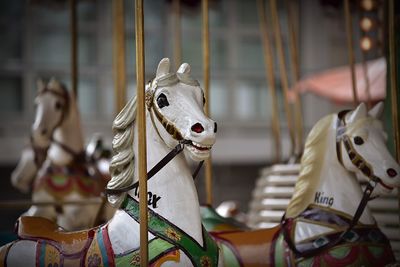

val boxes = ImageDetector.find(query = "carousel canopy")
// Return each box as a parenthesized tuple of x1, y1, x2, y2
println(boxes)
(290, 57, 386, 104)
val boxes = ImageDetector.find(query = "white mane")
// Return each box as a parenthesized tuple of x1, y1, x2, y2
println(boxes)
(107, 96, 137, 206)
(285, 114, 333, 218)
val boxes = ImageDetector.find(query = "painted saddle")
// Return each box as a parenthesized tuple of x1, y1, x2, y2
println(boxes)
(272, 206, 395, 267)
(1, 195, 220, 267)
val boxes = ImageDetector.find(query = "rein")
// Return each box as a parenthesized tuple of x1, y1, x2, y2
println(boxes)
(29, 137, 49, 168)
(282, 110, 380, 259)
(105, 140, 204, 195)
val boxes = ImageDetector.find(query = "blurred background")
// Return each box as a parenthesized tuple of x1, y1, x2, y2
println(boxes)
(0, 0, 395, 235)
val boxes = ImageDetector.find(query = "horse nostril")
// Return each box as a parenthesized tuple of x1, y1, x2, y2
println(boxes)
(387, 168, 398, 178)
(41, 129, 48, 136)
(214, 122, 218, 133)
(191, 123, 204, 134)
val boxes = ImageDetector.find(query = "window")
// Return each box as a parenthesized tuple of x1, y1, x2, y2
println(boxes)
(0, 0, 294, 162)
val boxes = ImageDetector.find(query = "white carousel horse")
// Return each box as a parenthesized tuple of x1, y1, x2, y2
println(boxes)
(10, 78, 109, 230)
(1, 58, 223, 267)
(210, 102, 400, 266)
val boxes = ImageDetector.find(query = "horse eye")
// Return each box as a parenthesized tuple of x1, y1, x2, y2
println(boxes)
(203, 96, 206, 105)
(156, 93, 169, 108)
(55, 101, 62, 110)
(354, 136, 364, 145)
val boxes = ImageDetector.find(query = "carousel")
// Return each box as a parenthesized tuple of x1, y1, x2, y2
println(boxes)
(0, 0, 399, 266)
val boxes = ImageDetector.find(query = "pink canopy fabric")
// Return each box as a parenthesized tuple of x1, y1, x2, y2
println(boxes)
(290, 57, 386, 104)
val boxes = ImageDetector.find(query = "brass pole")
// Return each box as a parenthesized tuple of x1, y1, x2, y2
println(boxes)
(113, 0, 127, 114)
(344, 0, 359, 106)
(202, 0, 213, 205)
(69, 0, 78, 97)
(361, 50, 372, 108)
(388, 0, 400, 225)
(135, 0, 148, 265)
(389, 0, 399, 159)
(270, 0, 296, 157)
(173, 0, 182, 70)
(286, 0, 304, 156)
(257, 0, 281, 163)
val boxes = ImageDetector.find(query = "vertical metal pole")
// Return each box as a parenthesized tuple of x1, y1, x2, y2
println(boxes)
(257, 0, 281, 163)
(69, 0, 78, 97)
(286, 0, 304, 156)
(344, 0, 359, 106)
(173, 0, 182, 70)
(113, 0, 127, 114)
(270, 0, 296, 157)
(135, 0, 148, 265)
(361, 50, 372, 108)
(202, 0, 213, 206)
(359, 10, 372, 108)
(389, 0, 400, 159)
(388, 0, 400, 225)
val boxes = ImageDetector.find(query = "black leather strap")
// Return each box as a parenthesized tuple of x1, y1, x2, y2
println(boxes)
(105, 140, 204, 195)
(50, 138, 86, 162)
(192, 160, 204, 181)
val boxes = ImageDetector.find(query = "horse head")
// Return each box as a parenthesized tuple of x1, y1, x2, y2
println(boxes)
(108, 58, 217, 207)
(147, 58, 217, 161)
(339, 102, 400, 197)
(31, 78, 70, 148)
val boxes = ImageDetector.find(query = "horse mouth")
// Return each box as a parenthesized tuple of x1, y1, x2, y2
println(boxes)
(379, 181, 394, 191)
(187, 141, 212, 153)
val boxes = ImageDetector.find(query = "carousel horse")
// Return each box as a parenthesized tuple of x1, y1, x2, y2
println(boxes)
(0, 58, 224, 267)
(210, 102, 400, 266)
(10, 78, 109, 231)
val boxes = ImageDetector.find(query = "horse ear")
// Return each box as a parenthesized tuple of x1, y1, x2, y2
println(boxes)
(348, 102, 367, 123)
(48, 77, 60, 88)
(177, 63, 191, 74)
(36, 79, 45, 92)
(156, 58, 170, 79)
(368, 101, 384, 119)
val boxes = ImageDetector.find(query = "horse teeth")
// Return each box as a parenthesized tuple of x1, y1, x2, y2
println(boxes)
(191, 141, 211, 149)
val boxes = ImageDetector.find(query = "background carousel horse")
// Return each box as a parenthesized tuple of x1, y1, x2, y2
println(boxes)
(0, 58, 223, 267)
(10, 78, 112, 230)
(209, 102, 400, 267)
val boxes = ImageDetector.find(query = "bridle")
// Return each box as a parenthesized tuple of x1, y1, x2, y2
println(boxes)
(105, 73, 205, 195)
(31, 85, 85, 167)
(282, 110, 382, 259)
(335, 110, 381, 186)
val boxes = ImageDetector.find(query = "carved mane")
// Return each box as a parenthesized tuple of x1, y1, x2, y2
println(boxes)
(285, 114, 334, 218)
(107, 96, 137, 206)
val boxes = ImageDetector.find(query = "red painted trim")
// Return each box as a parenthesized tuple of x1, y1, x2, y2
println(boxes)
(102, 225, 115, 267)
(209, 234, 244, 267)
(35, 240, 41, 267)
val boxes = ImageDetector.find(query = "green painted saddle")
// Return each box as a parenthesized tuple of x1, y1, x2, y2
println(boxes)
(118, 195, 220, 267)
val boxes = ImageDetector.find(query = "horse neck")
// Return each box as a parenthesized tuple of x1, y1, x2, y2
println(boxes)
(47, 103, 85, 165)
(307, 125, 375, 224)
(128, 112, 204, 244)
